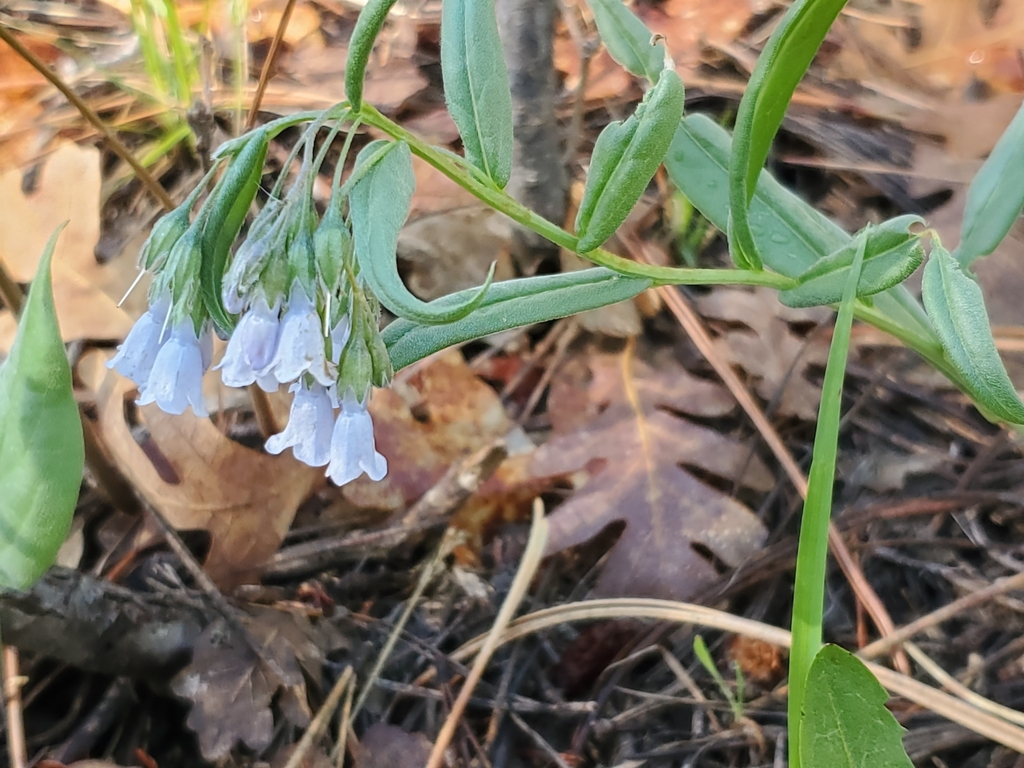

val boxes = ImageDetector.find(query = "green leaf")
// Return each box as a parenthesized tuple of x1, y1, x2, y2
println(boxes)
(788, 231, 864, 767)
(665, 114, 936, 341)
(345, 0, 400, 111)
(588, 0, 664, 84)
(575, 68, 685, 253)
(780, 216, 925, 308)
(440, 0, 514, 188)
(201, 130, 268, 334)
(0, 227, 84, 590)
(800, 645, 913, 768)
(728, 0, 848, 269)
(383, 268, 651, 370)
(922, 244, 1024, 424)
(955, 97, 1024, 267)
(350, 140, 493, 324)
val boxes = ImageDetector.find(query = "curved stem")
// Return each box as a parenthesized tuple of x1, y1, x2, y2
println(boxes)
(358, 104, 794, 291)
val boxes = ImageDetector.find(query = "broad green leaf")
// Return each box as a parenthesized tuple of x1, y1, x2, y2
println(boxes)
(665, 114, 936, 341)
(345, 0, 400, 111)
(588, 0, 664, 84)
(780, 216, 925, 308)
(575, 68, 685, 253)
(728, 0, 848, 269)
(788, 232, 864, 766)
(0, 227, 84, 590)
(922, 245, 1024, 424)
(350, 140, 493, 324)
(800, 645, 913, 768)
(955, 97, 1024, 267)
(201, 130, 268, 334)
(440, 0, 514, 188)
(383, 268, 651, 370)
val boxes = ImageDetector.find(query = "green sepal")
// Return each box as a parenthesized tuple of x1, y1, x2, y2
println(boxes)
(922, 244, 1024, 424)
(780, 216, 925, 308)
(0, 226, 85, 590)
(349, 140, 494, 324)
(383, 267, 651, 371)
(200, 129, 269, 334)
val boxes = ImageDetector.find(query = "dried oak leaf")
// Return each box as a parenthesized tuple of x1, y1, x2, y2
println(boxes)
(172, 608, 337, 760)
(81, 350, 320, 587)
(534, 351, 771, 601)
(696, 287, 831, 422)
(353, 723, 433, 768)
(346, 350, 521, 511)
(0, 142, 132, 352)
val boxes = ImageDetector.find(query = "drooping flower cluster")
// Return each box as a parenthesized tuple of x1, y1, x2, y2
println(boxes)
(110, 125, 392, 487)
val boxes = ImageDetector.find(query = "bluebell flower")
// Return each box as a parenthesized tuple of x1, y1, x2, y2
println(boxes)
(108, 291, 172, 386)
(268, 282, 332, 386)
(265, 379, 334, 466)
(327, 392, 387, 486)
(217, 294, 282, 392)
(137, 320, 212, 417)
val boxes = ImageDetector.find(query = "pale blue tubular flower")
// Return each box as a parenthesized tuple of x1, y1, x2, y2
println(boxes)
(269, 282, 332, 386)
(327, 391, 387, 486)
(108, 291, 172, 386)
(137, 321, 212, 417)
(265, 379, 334, 466)
(216, 294, 282, 391)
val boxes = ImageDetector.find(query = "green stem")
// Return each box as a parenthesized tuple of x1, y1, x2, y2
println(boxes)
(358, 104, 794, 291)
(788, 233, 866, 768)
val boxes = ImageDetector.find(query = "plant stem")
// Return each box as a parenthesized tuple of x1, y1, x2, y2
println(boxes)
(358, 104, 794, 291)
(787, 234, 866, 768)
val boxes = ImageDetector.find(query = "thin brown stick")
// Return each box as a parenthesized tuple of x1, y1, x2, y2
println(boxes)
(248, 384, 279, 438)
(626, 234, 911, 673)
(0, 25, 174, 211)
(861, 569, 1024, 660)
(0, 258, 24, 315)
(245, 0, 298, 131)
(424, 501, 549, 768)
(281, 666, 353, 768)
(2, 646, 27, 768)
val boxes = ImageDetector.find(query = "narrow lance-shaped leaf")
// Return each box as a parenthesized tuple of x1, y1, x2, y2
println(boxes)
(728, 0, 848, 270)
(349, 140, 493, 325)
(383, 268, 651, 371)
(201, 130, 269, 334)
(575, 67, 685, 253)
(588, 0, 664, 84)
(800, 645, 913, 768)
(780, 215, 925, 308)
(955, 96, 1024, 267)
(922, 244, 1024, 424)
(788, 230, 865, 768)
(440, 0, 514, 188)
(344, 0, 400, 111)
(0, 226, 85, 590)
(665, 114, 937, 341)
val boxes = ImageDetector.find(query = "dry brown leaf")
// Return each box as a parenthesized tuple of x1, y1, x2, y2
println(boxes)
(638, 0, 752, 70)
(353, 723, 433, 768)
(0, 142, 133, 351)
(172, 608, 333, 760)
(80, 350, 320, 587)
(344, 351, 522, 511)
(696, 287, 831, 422)
(534, 350, 771, 601)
